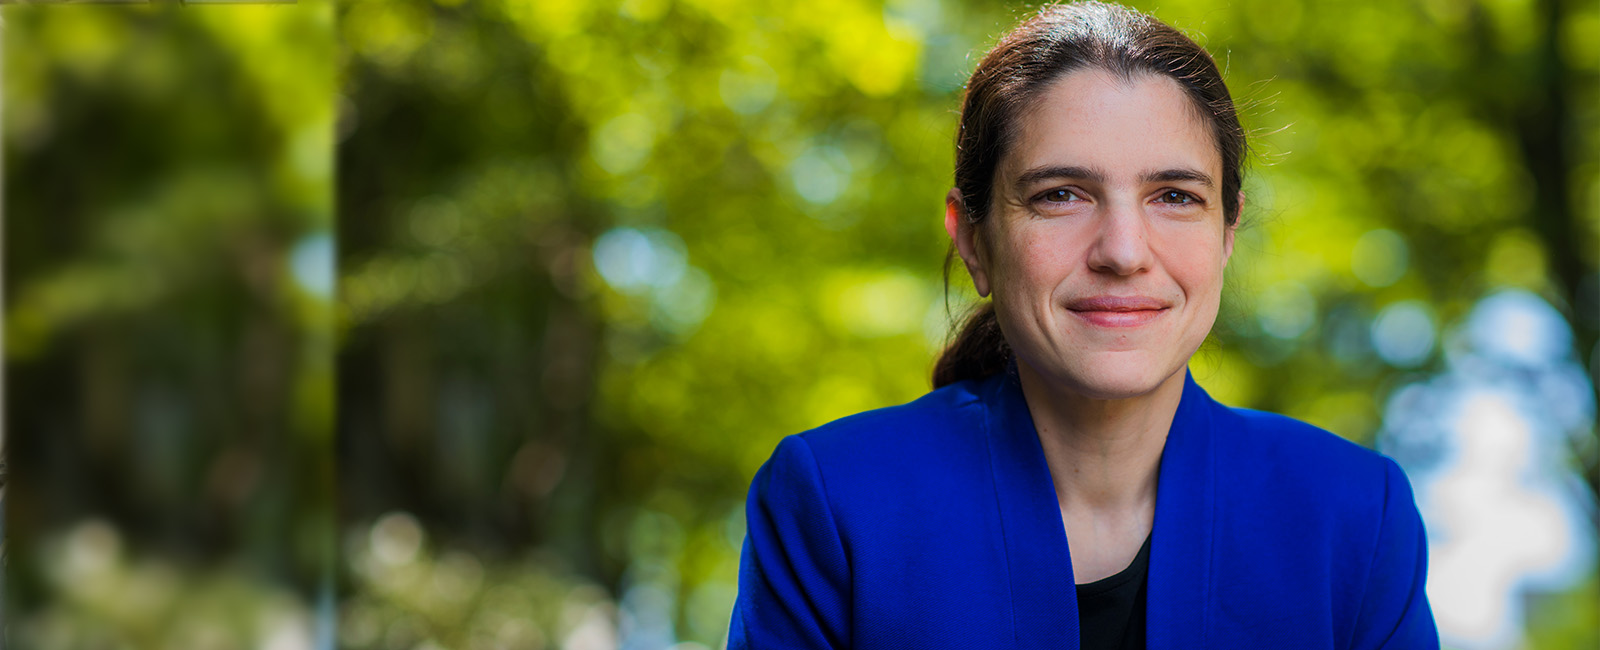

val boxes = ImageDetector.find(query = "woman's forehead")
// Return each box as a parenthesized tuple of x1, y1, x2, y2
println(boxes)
(1005, 69, 1220, 183)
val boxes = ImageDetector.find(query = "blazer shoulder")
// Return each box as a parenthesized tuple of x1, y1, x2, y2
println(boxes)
(1213, 404, 1404, 511)
(1221, 405, 1387, 469)
(795, 376, 988, 458)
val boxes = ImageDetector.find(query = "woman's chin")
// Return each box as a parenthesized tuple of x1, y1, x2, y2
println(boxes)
(1052, 355, 1185, 401)
(1072, 376, 1165, 400)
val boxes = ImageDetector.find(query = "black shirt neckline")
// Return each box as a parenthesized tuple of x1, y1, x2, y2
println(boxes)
(1075, 531, 1153, 650)
(1075, 531, 1153, 595)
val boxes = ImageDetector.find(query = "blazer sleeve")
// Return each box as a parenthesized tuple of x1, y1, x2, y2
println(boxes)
(1349, 457, 1440, 649)
(727, 435, 851, 649)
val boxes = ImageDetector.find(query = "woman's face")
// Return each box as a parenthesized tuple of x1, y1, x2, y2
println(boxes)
(946, 68, 1236, 399)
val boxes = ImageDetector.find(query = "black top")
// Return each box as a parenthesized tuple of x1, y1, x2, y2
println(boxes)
(1076, 532, 1152, 650)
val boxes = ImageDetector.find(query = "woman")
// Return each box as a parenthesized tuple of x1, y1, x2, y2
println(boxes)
(728, 3, 1437, 648)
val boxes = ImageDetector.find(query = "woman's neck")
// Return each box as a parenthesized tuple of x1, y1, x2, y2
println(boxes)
(1014, 360, 1187, 515)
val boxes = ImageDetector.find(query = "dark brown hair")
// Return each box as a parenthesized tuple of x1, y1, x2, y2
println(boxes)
(933, 1, 1248, 388)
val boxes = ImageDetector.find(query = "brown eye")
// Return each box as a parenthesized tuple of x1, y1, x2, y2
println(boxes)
(1157, 190, 1194, 205)
(1038, 189, 1080, 204)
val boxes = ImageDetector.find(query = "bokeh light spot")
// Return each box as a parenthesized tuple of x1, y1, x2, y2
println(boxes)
(1372, 301, 1436, 367)
(1256, 282, 1316, 339)
(1351, 228, 1409, 287)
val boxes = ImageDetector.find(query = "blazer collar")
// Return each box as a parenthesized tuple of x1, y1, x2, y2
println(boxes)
(981, 361, 1218, 649)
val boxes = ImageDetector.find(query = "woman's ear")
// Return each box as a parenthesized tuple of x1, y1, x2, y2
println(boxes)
(1223, 191, 1243, 268)
(944, 188, 991, 297)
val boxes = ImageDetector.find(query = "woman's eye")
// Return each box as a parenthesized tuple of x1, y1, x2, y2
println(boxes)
(1039, 189, 1079, 203)
(1156, 190, 1195, 205)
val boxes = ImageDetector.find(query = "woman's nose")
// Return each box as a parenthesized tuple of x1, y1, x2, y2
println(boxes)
(1085, 201, 1154, 276)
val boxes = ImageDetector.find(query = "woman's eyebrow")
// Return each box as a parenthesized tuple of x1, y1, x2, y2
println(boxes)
(1013, 165, 1106, 190)
(1143, 168, 1215, 189)
(1013, 165, 1215, 190)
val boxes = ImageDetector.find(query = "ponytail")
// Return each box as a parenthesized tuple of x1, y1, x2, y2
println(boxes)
(932, 302, 1011, 388)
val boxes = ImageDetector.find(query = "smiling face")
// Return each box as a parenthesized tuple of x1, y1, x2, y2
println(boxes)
(945, 68, 1237, 400)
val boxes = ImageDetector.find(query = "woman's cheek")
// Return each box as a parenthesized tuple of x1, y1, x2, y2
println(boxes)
(1155, 226, 1225, 284)
(1013, 224, 1081, 278)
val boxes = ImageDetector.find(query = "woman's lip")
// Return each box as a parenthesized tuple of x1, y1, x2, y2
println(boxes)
(1068, 307, 1168, 328)
(1066, 296, 1169, 311)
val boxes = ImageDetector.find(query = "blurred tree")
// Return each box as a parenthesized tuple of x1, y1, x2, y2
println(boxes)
(3, 3, 335, 647)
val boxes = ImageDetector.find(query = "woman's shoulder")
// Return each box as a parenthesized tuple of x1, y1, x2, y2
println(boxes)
(1216, 404, 1388, 469)
(776, 375, 999, 487)
(805, 375, 987, 435)
(1209, 401, 1411, 516)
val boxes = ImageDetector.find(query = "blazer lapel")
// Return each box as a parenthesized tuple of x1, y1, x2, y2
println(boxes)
(983, 364, 1080, 648)
(1146, 370, 1218, 649)
(982, 365, 1218, 649)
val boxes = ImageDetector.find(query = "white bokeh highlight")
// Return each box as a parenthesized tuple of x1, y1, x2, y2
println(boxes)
(1380, 290, 1597, 650)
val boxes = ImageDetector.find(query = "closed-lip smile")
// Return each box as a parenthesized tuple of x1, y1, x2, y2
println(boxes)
(1066, 295, 1170, 328)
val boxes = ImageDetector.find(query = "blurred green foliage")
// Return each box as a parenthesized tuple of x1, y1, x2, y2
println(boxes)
(5, 0, 1597, 648)
(21, 521, 318, 649)
(4, 2, 335, 647)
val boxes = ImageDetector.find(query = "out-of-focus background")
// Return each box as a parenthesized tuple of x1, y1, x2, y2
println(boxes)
(3, 2, 337, 648)
(5, 0, 1597, 649)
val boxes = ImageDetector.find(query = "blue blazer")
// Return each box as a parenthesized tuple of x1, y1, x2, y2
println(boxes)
(729, 366, 1437, 648)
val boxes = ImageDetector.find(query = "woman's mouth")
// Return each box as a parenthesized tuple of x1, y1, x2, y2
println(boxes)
(1065, 296, 1171, 328)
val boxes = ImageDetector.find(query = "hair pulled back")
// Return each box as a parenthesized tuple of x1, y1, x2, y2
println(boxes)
(933, 1, 1248, 388)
